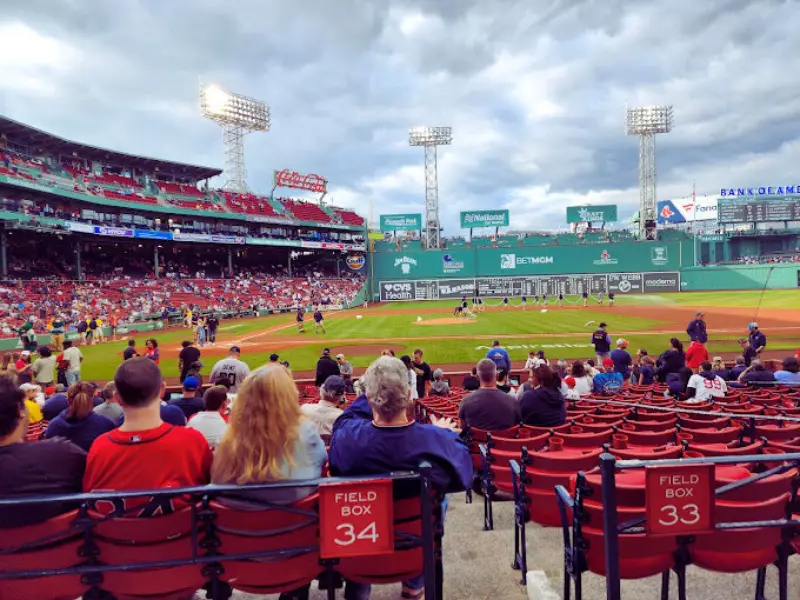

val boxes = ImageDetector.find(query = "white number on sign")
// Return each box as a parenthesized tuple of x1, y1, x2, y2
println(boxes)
(333, 522, 380, 546)
(658, 504, 700, 527)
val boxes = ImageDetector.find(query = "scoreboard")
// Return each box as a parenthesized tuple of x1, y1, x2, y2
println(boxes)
(718, 197, 800, 223)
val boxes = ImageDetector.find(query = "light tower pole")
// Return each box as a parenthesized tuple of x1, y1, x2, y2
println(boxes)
(625, 105, 673, 240)
(200, 84, 270, 192)
(409, 126, 452, 249)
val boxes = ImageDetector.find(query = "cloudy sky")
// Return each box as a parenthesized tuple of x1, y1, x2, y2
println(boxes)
(1, 0, 799, 234)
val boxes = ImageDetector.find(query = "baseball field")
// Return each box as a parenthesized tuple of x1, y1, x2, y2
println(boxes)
(72, 289, 800, 383)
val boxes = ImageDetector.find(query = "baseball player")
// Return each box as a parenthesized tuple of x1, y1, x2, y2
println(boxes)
(542, 293, 548, 309)
(502, 296, 509, 311)
(558, 292, 564, 308)
(313, 307, 326, 334)
(608, 292, 616, 307)
(296, 307, 305, 333)
(453, 303, 464, 317)
(477, 296, 485, 312)
(533, 294, 540, 306)
(520, 295, 527, 310)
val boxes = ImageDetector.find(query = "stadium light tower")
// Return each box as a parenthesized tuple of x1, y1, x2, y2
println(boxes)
(200, 83, 270, 192)
(409, 126, 452, 249)
(625, 105, 673, 240)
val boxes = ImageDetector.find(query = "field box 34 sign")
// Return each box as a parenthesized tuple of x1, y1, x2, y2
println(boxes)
(320, 479, 394, 558)
(645, 464, 715, 536)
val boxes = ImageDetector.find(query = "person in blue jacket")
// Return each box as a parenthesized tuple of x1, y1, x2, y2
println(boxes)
(591, 322, 612, 360)
(486, 340, 511, 373)
(748, 322, 767, 355)
(686, 312, 708, 343)
(329, 355, 472, 600)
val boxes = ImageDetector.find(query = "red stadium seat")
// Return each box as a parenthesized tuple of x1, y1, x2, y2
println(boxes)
(212, 495, 320, 595)
(0, 510, 87, 600)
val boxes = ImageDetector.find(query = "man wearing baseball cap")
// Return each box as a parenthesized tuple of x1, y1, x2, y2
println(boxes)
(610, 338, 633, 381)
(590, 322, 612, 361)
(208, 346, 250, 394)
(301, 375, 346, 442)
(168, 376, 204, 420)
(592, 358, 624, 394)
(748, 322, 767, 355)
(315, 348, 340, 387)
(686, 312, 708, 344)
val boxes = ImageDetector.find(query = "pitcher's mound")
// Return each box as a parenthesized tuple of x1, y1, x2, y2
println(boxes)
(413, 317, 476, 326)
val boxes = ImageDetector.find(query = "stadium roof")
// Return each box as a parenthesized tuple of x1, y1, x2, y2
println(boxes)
(0, 115, 222, 181)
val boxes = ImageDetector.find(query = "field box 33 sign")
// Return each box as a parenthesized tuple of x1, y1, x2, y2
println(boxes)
(645, 463, 715, 536)
(319, 479, 395, 558)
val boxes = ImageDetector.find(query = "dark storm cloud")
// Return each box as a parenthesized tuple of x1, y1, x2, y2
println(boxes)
(1, 0, 799, 231)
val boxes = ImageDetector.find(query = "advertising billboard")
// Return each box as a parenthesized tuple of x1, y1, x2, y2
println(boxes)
(379, 214, 422, 231)
(566, 205, 618, 224)
(460, 210, 509, 228)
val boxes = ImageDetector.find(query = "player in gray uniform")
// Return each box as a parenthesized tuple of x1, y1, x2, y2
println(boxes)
(209, 345, 251, 393)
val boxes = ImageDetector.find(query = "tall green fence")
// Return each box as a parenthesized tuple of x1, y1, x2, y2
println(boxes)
(679, 264, 799, 291)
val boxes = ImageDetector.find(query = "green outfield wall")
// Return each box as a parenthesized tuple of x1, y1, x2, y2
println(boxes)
(369, 241, 800, 300)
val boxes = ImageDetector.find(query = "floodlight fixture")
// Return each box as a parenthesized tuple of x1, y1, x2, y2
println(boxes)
(408, 126, 453, 249)
(625, 105, 674, 240)
(199, 83, 270, 192)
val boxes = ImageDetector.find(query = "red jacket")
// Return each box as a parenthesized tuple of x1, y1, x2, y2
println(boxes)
(685, 342, 709, 369)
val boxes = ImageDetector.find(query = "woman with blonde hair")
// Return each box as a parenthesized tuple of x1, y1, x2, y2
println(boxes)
(45, 381, 115, 451)
(0, 353, 17, 380)
(211, 365, 326, 505)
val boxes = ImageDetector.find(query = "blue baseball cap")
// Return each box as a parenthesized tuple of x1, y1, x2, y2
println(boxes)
(183, 376, 200, 391)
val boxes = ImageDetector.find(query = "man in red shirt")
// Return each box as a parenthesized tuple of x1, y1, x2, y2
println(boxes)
(84, 358, 212, 516)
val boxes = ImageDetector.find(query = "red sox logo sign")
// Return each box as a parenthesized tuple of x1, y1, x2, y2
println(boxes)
(274, 169, 327, 194)
(601, 249, 611, 260)
(660, 205, 675, 219)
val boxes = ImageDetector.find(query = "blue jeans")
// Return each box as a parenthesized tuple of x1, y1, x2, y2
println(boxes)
(65, 371, 80, 386)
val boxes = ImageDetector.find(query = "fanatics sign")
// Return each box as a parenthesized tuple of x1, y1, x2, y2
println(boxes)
(319, 479, 394, 558)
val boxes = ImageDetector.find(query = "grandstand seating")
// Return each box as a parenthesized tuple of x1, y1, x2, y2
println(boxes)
(156, 181, 205, 197)
(332, 207, 365, 226)
(280, 198, 332, 223)
(220, 190, 284, 217)
(0, 473, 443, 600)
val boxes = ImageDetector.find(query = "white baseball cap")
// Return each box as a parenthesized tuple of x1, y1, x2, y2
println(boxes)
(616, 338, 628, 347)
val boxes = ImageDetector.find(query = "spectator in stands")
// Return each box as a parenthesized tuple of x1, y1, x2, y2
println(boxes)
(42, 385, 69, 421)
(738, 337, 757, 367)
(685, 339, 710, 373)
(0, 353, 17, 382)
(591, 322, 612, 360)
(45, 381, 115, 451)
(774, 357, 800, 384)
(524, 351, 537, 370)
(15, 351, 33, 385)
(656, 338, 685, 382)
(610, 339, 632, 381)
(520, 364, 567, 427)
(186, 385, 229, 448)
(31, 346, 56, 387)
(686, 361, 728, 402)
(737, 359, 775, 385)
(301, 374, 346, 443)
(178, 340, 201, 383)
(485, 340, 511, 372)
(412, 349, 432, 399)
(400, 355, 419, 400)
(496, 369, 513, 394)
(123, 339, 139, 361)
(638, 356, 656, 385)
(459, 359, 520, 430)
(328, 355, 471, 600)
(83, 359, 211, 513)
(711, 356, 730, 380)
(569, 361, 594, 396)
(314, 348, 339, 387)
(0, 375, 86, 528)
(554, 359, 568, 378)
(144, 338, 160, 364)
(748, 322, 767, 355)
(429, 368, 450, 396)
(336, 353, 354, 391)
(462, 367, 480, 391)
(686, 312, 708, 343)
(212, 365, 326, 504)
(562, 377, 580, 400)
(593, 358, 624, 394)
(632, 349, 648, 382)
(94, 381, 123, 422)
(20, 383, 44, 425)
(209, 346, 250, 393)
(729, 356, 748, 380)
(61, 340, 82, 386)
(169, 376, 204, 419)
